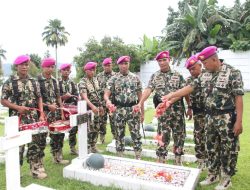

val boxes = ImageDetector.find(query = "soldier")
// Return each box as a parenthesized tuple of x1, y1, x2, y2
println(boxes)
(136, 51, 190, 165)
(78, 62, 104, 153)
(38, 58, 69, 165)
(185, 55, 206, 169)
(162, 46, 244, 190)
(59, 63, 79, 155)
(1, 55, 47, 179)
(104, 56, 142, 159)
(96, 57, 116, 143)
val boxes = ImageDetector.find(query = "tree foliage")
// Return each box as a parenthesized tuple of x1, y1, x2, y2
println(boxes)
(160, 0, 250, 64)
(42, 19, 70, 78)
(74, 36, 142, 81)
(138, 35, 161, 62)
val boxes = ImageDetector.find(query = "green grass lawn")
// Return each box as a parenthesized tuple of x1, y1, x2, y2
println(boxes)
(0, 93, 249, 190)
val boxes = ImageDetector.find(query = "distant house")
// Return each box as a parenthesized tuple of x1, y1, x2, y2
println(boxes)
(139, 50, 250, 91)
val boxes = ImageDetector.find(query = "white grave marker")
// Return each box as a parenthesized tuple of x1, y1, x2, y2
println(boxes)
(0, 116, 53, 190)
(64, 101, 201, 190)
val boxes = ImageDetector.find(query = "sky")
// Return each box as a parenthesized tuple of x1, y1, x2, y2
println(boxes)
(0, 0, 237, 65)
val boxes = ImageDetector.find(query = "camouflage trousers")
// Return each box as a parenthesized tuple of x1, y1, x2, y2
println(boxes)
(19, 132, 48, 165)
(156, 112, 186, 157)
(69, 126, 78, 147)
(113, 107, 142, 152)
(87, 113, 100, 150)
(99, 107, 117, 140)
(205, 112, 239, 176)
(193, 113, 206, 160)
(49, 133, 65, 154)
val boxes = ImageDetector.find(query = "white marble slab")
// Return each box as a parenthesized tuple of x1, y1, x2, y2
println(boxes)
(64, 155, 200, 190)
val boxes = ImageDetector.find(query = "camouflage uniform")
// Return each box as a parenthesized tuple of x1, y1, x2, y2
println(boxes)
(1, 74, 48, 177)
(190, 63, 244, 177)
(59, 78, 78, 151)
(37, 75, 66, 163)
(186, 76, 206, 166)
(97, 71, 117, 141)
(78, 76, 103, 152)
(106, 72, 142, 156)
(147, 70, 186, 162)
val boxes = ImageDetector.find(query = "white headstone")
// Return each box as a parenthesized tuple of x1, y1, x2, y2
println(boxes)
(0, 116, 53, 190)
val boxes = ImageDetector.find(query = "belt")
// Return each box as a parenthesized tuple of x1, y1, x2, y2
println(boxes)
(205, 109, 235, 116)
(115, 101, 137, 107)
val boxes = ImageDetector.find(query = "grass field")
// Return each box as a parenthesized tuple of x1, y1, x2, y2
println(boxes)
(0, 93, 249, 190)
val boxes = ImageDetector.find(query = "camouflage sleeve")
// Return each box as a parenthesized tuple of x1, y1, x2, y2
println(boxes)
(78, 79, 87, 94)
(185, 77, 192, 86)
(106, 76, 115, 91)
(72, 82, 79, 96)
(35, 80, 42, 97)
(1, 80, 11, 100)
(147, 73, 155, 90)
(136, 75, 142, 92)
(231, 69, 244, 96)
(179, 74, 186, 88)
(55, 80, 60, 97)
(189, 77, 199, 90)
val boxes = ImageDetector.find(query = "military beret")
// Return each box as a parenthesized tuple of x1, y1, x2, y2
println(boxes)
(14, 55, 30, 65)
(59, 63, 71, 70)
(117, 56, 130, 64)
(155, 51, 170, 60)
(185, 55, 199, 69)
(41, 58, 56, 68)
(102, 58, 112, 65)
(197, 46, 217, 61)
(84, 62, 97, 71)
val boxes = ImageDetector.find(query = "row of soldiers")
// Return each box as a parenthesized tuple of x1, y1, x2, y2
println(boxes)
(1, 46, 244, 190)
(135, 46, 243, 190)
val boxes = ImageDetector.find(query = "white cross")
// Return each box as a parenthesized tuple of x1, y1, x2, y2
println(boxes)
(69, 100, 91, 159)
(0, 116, 53, 190)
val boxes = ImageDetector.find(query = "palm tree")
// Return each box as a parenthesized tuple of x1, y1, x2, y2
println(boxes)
(0, 46, 7, 79)
(42, 19, 70, 78)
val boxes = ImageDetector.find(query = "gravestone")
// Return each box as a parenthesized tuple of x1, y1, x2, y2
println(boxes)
(0, 116, 53, 190)
(63, 101, 200, 190)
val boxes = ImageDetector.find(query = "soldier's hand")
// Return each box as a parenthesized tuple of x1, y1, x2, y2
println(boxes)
(39, 112, 45, 121)
(99, 106, 104, 116)
(48, 104, 58, 112)
(133, 104, 141, 113)
(65, 93, 72, 99)
(61, 113, 65, 121)
(233, 121, 243, 136)
(17, 106, 30, 114)
(106, 101, 116, 113)
(186, 108, 192, 120)
(162, 92, 175, 102)
(91, 105, 99, 114)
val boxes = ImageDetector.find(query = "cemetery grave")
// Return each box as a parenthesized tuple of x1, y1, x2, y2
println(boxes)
(63, 101, 200, 190)
(0, 116, 54, 190)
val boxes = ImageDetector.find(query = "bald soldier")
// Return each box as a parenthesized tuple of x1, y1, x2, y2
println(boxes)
(163, 46, 244, 190)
